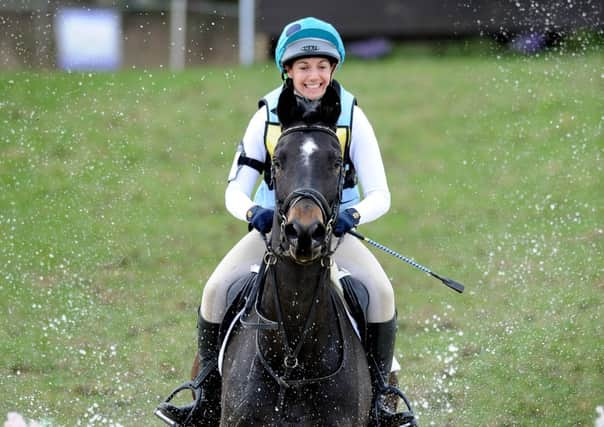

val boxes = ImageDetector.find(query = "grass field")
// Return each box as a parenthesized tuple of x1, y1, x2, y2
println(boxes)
(1, 44, 602, 426)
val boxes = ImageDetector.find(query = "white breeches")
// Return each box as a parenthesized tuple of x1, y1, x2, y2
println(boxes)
(200, 230, 395, 323)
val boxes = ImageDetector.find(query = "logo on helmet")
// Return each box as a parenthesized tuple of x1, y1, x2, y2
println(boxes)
(301, 45, 319, 52)
(285, 23, 301, 37)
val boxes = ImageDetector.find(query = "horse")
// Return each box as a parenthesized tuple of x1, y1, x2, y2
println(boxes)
(218, 84, 373, 426)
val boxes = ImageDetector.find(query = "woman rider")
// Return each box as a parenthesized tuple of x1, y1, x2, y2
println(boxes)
(157, 17, 410, 426)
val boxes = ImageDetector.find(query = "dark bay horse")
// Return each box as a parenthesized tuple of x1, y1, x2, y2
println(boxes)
(219, 85, 372, 426)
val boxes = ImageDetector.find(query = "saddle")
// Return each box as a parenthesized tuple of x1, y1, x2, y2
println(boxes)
(218, 264, 371, 357)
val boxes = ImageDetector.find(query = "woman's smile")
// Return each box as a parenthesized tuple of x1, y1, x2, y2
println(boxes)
(286, 57, 335, 100)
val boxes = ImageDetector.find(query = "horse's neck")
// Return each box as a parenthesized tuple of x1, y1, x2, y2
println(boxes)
(262, 258, 333, 336)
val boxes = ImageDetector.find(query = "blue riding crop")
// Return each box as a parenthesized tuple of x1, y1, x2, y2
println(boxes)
(347, 230, 465, 294)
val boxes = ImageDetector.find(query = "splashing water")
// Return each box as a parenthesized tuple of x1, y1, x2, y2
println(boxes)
(595, 406, 604, 427)
(3, 412, 47, 427)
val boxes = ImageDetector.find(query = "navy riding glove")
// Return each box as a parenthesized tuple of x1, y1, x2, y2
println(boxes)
(334, 208, 361, 237)
(246, 206, 274, 234)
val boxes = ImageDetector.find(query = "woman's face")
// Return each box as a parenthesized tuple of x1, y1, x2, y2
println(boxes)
(285, 57, 336, 100)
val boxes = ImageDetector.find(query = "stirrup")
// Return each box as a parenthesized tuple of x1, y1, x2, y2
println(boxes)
(154, 360, 218, 426)
(372, 383, 418, 427)
(154, 380, 202, 426)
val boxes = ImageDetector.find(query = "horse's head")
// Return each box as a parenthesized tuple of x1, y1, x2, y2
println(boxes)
(272, 83, 343, 263)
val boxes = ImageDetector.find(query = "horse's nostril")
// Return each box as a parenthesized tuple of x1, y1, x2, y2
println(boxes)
(284, 221, 325, 244)
(284, 223, 298, 241)
(311, 223, 326, 241)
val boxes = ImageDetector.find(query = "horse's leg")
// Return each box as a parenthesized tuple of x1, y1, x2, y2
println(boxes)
(191, 351, 201, 379)
(385, 371, 399, 412)
(190, 351, 200, 399)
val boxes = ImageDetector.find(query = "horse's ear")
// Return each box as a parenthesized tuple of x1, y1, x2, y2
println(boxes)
(318, 84, 341, 128)
(277, 79, 299, 129)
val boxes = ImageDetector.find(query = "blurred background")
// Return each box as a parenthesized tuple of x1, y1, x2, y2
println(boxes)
(1, 0, 602, 71)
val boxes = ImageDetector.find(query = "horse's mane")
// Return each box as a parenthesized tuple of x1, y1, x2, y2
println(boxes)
(277, 79, 341, 130)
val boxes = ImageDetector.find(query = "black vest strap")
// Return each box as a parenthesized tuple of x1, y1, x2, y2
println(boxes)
(238, 154, 265, 174)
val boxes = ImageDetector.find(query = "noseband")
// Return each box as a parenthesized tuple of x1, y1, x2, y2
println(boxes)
(279, 187, 333, 228)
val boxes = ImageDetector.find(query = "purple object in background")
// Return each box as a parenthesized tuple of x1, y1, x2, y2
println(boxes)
(510, 33, 547, 54)
(347, 38, 393, 59)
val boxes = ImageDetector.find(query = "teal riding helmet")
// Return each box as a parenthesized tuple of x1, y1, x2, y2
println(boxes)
(275, 17, 346, 72)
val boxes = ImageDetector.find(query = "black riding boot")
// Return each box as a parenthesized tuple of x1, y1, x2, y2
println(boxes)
(155, 315, 222, 427)
(367, 316, 417, 427)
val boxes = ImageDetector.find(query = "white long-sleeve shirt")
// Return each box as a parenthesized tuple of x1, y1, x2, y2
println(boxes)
(225, 104, 391, 225)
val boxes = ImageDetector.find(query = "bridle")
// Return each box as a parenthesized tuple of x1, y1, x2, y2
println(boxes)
(271, 124, 345, 262)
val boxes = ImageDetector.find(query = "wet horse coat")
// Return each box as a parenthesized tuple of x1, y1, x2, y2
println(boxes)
(219, 84, 372, 426)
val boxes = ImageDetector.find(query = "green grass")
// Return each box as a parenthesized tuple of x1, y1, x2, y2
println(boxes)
(1, 48, 602, 426)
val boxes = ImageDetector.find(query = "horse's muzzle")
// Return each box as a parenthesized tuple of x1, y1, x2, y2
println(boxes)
(284, 199, 327, 262)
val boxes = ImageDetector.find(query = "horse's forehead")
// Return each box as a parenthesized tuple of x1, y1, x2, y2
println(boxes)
(300, 137, 318, 165)
(276, 131, 339, 162)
